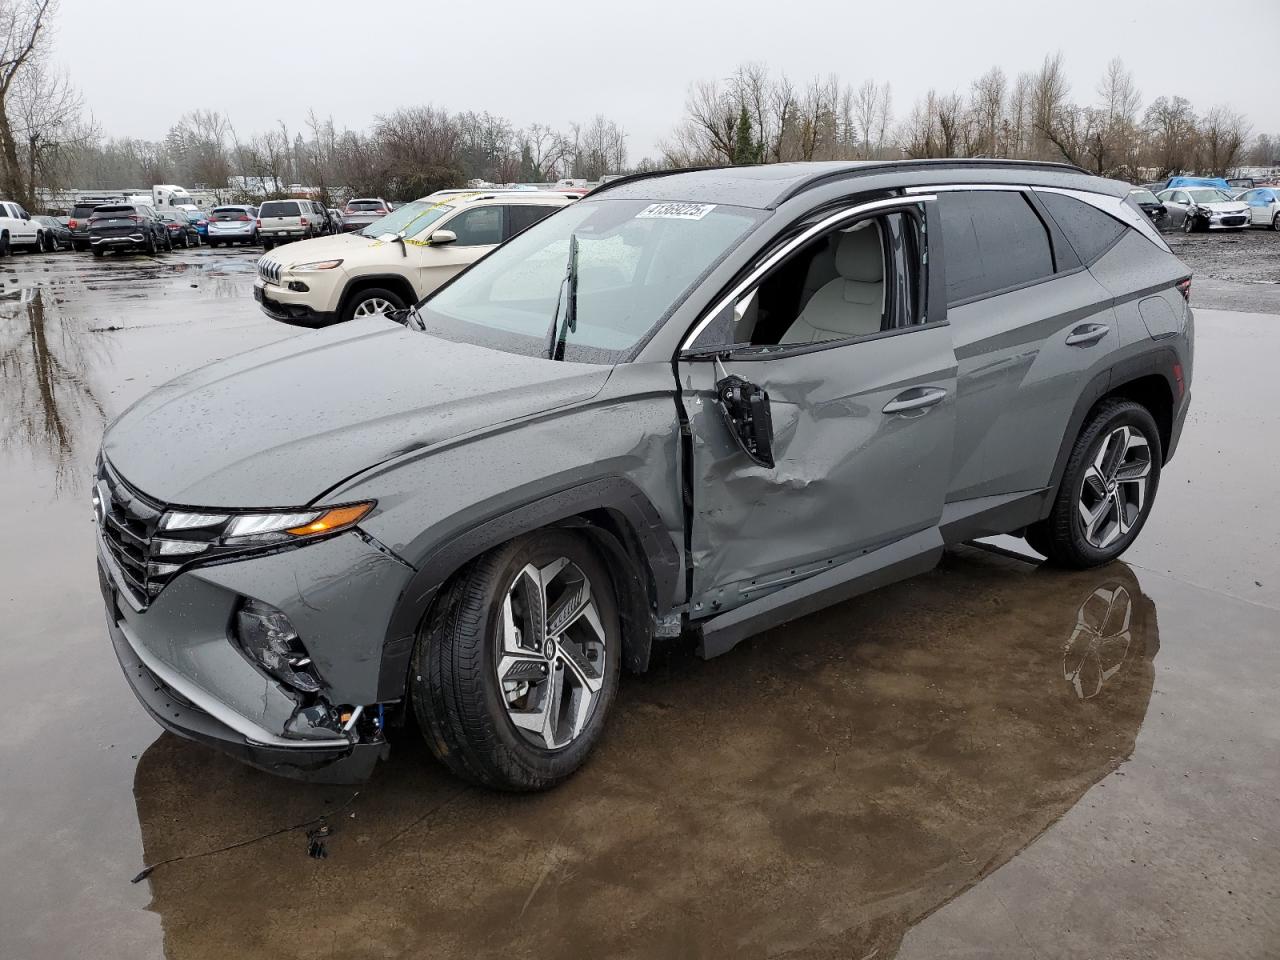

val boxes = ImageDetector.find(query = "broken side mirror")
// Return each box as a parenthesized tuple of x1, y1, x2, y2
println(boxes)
(715, 374, 775, 468)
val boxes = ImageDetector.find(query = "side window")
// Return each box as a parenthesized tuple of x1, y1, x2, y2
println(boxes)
(937, 191, 1054, 304)
(1038, 192, 1127, 265)
(689, 208, 926, 350)
(506, 204, 560, 238)
(446, 206, 503, 246)
(1174, 191, 1190, 205)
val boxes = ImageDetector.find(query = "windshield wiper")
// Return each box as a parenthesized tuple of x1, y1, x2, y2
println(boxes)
(545, 232, 579, 361)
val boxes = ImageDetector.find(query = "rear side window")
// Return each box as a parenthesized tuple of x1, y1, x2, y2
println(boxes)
(507, 204, 560, 237)
(1039, 193, 1127, 265)
(259, 200, 301, 217)
(937, 191, 1054, 304)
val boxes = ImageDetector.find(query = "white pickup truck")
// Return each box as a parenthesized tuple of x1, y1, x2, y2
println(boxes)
(0, 200, 42, 255)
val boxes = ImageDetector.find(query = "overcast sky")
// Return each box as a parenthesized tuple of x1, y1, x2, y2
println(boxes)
(54, 0, 1280, 160)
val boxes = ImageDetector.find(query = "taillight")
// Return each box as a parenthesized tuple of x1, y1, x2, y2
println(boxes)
(238, 214, 250, 221)
(1176, 277, 1192, 301)
(300, 217, 309, 226)
(255, 219, 262, 229)
(1173, 363, 1185, 399)
(68, 218, 77, 228)
(130, 216, 143, 224)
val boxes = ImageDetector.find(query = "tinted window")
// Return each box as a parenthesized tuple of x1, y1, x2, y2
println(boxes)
(446, 206, 503, 246)
(346, 200, 385, 212)
(1039, 193, 1127, 265)
(211, 207, 251, 220)
(937, 191, 1054, 304)
(259, 200, 301, 217)
(91, 205, 137, 218)
(72, 204, 102, 218)
(507, 204, 560, 236)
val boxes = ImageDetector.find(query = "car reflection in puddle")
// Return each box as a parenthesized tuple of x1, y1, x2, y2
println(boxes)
(127, 545, 1160, 959)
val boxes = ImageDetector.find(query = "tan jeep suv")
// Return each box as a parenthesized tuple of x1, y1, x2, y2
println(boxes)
(253, 192, 573, 326)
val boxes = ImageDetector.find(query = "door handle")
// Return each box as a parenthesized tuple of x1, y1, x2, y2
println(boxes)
(882, 387, 947, 414)
(1066, 323, 1109, 347)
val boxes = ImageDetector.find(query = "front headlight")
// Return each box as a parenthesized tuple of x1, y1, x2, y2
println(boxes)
(159, 501, 374, 548)
(290, 259, 343, 271)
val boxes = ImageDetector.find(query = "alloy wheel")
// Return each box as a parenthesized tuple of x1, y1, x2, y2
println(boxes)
(1078, 425, 1152, 549)
(353, 297, 396, 318)
(495, 558, 607, 751)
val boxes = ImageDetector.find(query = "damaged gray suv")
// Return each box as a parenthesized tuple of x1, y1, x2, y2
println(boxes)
(96, 161, 1193, 790)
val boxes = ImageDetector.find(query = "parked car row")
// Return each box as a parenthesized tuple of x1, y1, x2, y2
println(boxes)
(1127, 173, 1280, 234)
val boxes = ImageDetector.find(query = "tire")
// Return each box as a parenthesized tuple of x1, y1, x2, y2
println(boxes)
(164, 232, 173, 251)
(1273, 212, 1279, 232)
(262, 239, 274, 251)
(36, 231, 46, 252)
(92, 247, 104, 258)
(1181, 214, 1195, 234)
(1, 233, 11, 257)
(410, 529, 622, 791)
(1026, 399, 1162, 569)
(208, 239, 219, 248)
(340, 286, 406, 323)
(145, 232, 157, 255)
(73, 241, 86, 252)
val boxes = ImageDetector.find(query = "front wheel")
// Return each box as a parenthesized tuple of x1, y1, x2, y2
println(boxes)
(1026, 399, 1162, 568)
(1273, 213, 1280, 232)
(1181, 214, 1196, 234)
(341, 287, 405, 323)
(411, 530, 621, 791)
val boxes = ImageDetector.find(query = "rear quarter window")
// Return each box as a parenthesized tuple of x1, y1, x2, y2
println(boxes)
(1039, 193, 1127, 265)
(937, 191, 1055, 304)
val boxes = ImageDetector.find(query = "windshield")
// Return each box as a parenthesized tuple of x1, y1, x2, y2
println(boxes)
(358, 199, 452, 238)
(419, 198, 764, 363)
(1129, 189, 1159, 205)
(1187, 189, 1232, 203)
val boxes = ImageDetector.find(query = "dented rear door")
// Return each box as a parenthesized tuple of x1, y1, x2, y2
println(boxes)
(679, 327, 956, 618)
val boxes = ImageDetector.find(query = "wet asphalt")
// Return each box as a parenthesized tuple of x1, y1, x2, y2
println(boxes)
(0, 240, 1277, 959)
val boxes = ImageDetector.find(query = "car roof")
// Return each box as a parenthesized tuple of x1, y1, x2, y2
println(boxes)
(591, 159, 1098, 209)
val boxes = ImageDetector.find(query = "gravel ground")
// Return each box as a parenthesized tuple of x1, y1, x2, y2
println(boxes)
(1164, 227, 1280, 313)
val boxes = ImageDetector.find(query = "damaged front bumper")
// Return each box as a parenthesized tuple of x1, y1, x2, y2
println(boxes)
(96, 516, 414, 782)
(105, 599, 386, 782)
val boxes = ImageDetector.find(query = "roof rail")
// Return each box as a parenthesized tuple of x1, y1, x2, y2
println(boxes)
(585, 165, 728, 198)
(777, 158, 1091, 204)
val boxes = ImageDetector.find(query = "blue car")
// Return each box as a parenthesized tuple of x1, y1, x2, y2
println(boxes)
(186, 210, 209, 241)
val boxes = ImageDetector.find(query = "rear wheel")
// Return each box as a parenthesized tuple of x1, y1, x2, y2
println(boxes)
(411, 530, 621, 791)
(92, 247, 104, 258)
(341, 286, 405, 323)
(262, 239, 274, 251)
(2, 233, 11, 257)
(1026, 399, 1162, 568)
(1273, 212, 1280, 232)
(145, 232, 157, 255)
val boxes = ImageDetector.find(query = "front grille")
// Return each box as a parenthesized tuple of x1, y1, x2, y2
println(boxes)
(257, 257, 282, 284)
(96, 463, 174, 607)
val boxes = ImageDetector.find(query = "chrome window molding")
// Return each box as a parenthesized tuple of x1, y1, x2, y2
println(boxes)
(680, 194, 936, 351)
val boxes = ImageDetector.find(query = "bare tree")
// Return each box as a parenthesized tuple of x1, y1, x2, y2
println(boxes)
(0, 0, 55, 203)
(11, 58, 92, 197)
(852, 79, 892, 158)
(1144, 95, 1198, 177)
(1199, 105, 1251, 176)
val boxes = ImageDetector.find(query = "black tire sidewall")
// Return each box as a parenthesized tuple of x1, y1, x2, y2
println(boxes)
(414, 529, 622, 790)
(1064, 402, 1162, 565)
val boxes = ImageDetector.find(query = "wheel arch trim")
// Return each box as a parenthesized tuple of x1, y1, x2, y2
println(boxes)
(1043, 346, 1180, 517)
(376, 476, 682, 700)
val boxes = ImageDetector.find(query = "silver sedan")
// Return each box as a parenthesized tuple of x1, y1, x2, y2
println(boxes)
(1156, 188, 1250, 232)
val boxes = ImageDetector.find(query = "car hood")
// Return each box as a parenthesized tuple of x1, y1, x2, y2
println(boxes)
(102, 321, 612, 507)
(260, 232, 375, 266)
(1197, 201, 1248, 213)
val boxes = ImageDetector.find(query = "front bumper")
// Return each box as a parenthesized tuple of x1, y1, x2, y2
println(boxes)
(1204, 213, 1249, 229)
(96, 509, 413, 782)
(253, 278, 338, 327)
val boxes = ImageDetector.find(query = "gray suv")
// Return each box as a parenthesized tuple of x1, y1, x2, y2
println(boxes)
(95, 161, 1192, 790)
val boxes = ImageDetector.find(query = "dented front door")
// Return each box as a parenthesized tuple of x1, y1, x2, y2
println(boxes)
(679, 326, 957, 617)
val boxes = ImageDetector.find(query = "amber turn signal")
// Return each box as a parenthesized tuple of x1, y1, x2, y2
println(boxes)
(285, 502, 374, 536)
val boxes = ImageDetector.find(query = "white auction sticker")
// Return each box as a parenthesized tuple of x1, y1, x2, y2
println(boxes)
(635, 202, 717, 220)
